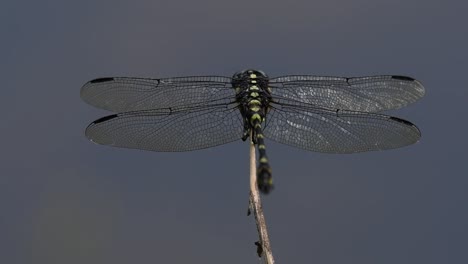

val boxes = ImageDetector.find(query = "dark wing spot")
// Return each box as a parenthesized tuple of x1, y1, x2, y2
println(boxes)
(90, 77, 114, 84)
(92, 114, 118, 124)
(389, 116, 416, 126)
(392, 76, 415, 81)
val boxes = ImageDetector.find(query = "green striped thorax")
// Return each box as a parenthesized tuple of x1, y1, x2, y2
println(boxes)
(232, 69, 272, 131)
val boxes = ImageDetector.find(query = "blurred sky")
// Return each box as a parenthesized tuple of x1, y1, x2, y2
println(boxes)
(1, 0, 467, 263)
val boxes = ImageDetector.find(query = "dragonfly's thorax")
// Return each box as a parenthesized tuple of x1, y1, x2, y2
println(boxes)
(232, 69, 272, 126)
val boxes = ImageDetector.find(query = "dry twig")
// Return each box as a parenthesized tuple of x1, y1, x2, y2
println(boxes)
(249, 137, 275, 264)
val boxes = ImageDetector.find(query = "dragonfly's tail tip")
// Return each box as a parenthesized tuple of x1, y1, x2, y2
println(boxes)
(257, 165, 273, 194)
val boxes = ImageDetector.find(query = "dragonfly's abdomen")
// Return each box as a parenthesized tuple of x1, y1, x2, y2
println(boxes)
(253, 121, 273, 193)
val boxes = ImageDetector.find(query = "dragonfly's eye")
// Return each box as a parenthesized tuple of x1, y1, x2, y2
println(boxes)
(257, 70, 268, 78)
(232, 71, 245, 79)
(240, 69, 268, 79)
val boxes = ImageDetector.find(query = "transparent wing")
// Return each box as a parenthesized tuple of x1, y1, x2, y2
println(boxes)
(264, 102, 421, 153)
(269, 75, 425, 112)
(81, 76, 234, 112)
(85, 104, 244, 152)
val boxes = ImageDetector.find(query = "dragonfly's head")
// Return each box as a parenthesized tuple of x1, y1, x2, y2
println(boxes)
(232, 69, 269, 93)
(232, 69, 268, 80)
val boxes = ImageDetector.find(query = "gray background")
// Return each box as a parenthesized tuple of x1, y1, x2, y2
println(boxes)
(1, 0, 467, 263)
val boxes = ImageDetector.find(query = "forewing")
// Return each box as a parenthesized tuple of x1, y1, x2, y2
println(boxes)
(81, 76, 234, 112)
(269, 75, 425, 112)
(85, 104, 244, 152)
(264, 103, 421, 153)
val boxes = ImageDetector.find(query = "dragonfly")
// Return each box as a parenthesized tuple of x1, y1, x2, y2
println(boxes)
(81, 69, 425, 194)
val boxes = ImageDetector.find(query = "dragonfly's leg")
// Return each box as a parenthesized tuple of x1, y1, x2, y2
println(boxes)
(241, 120, 251, 141)
(242, 130, 250, 141)
(251, 128, 258, 144)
